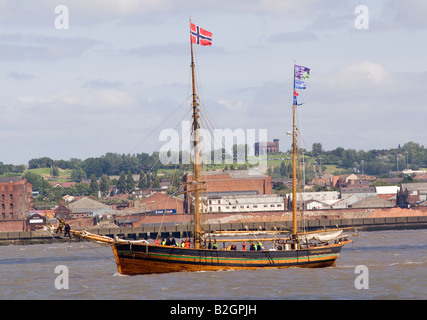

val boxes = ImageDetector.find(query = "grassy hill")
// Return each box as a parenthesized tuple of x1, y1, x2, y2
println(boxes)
(27, 168, 72, 183)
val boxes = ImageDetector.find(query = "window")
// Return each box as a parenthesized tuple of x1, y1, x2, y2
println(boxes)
(9, 194, 13, 200)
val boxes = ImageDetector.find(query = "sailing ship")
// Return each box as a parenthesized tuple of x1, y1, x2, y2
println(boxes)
(58, 21, 355, 275)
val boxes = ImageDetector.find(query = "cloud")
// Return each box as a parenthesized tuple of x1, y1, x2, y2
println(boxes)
(316, 61, 394, 93)
(1, 81, 189, 163)
(217, 99, 248, 111)
(266, 31, 318, 43)
(378, 0, 427, 30)
(5, 71, 35, 80)
(0, 33, 102, 61)
(82, 79, 126, 89)
(0, 0, 349, 27)
(125, 42, 187, 57)
(0, 0, 171, 26)
(298, 62, 427, 151)
(16, 87, 138, 112)
(205, 61, 427, 154)
(309, 11, 354, 31)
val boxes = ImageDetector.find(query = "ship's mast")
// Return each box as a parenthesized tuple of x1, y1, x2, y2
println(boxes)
(190, 20, 202, 249)
(292, 61, 298, 238)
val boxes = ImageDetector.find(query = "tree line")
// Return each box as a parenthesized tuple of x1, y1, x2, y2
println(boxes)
(308, 141, 427, 176)
(268, 141, 427, 182)
(1, 141, 427, 182)
(0, 141, 426, 178)
(27, 152, 164, 177)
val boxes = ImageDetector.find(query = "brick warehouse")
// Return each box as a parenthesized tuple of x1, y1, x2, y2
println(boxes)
(0, 177, 33, 221)
(254, 139, 279, 155)
(183, 170, 272, 213)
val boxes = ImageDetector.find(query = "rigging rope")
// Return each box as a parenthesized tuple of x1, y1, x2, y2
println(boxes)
(47, 226, 117, 263)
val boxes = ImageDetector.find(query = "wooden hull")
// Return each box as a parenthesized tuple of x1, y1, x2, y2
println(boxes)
(111, 241, 350, 275)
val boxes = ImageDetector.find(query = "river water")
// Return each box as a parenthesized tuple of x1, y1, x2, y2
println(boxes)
(0, 229, 425, 300)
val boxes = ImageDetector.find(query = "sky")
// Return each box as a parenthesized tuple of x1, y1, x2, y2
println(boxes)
(1, 0, 427, 165)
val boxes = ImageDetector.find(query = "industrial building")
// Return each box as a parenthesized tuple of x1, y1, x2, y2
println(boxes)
(254, 139, 279, 155)
(183, 170, 272, 213)
(0, 177, 33, 221)
(206, 194, 284, 213)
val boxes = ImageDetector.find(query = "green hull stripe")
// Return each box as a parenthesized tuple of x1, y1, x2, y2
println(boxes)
(117, 250, 339, 263)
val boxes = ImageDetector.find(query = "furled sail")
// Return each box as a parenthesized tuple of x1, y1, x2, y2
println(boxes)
(202, 230, 289, 238)
(298, 230, 343, 242)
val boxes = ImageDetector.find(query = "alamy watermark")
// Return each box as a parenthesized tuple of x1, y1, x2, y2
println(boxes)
(54, 265, 69, 290)
(354, 5, 369, 30)
(55, 5, 69, 30)
(354, 265, 369, 290)
(159, 121, 268, 174)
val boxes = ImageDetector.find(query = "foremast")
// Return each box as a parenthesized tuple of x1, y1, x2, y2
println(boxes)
(190, 19, 203, 249)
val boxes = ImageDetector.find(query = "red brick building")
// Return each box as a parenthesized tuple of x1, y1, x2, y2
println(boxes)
(54, 203, 72, 219)
(139, 192, 184, 214)
(397, 182, 427, 208)
(183, 170, 272, 213)
(255, 139, 279, 155)
(0, 177, 33, 221)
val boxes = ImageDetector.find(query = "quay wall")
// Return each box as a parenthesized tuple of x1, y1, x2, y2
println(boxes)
(1, 215, 427, 244)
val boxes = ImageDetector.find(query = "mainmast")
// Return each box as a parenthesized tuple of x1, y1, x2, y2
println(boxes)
(291, 62, 310, 239)
(190, 20, 202, 249)
(292, 61, 298, 238)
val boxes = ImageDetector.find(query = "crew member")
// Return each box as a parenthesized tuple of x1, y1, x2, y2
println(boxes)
(56, 218, 65, 234)
(63, 223, 71, 238)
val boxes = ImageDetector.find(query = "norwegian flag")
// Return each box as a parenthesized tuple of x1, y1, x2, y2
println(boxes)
(190, 22, 212, 46)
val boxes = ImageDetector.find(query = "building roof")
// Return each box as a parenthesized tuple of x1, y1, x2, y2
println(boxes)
(68, 197, 111, 213)
(351, 196, 394, 208)
(0, 176, 24, 183)
(220, 194, 283, 205)
(375, 186, 400, 194)
(401, 183, 427, 192)
(188, 170, 268, 180)
(287, 191, 339, 201)
(185, 170, 271, 196)
(140, 192, 184, 212)
(341, 186, 376, 194)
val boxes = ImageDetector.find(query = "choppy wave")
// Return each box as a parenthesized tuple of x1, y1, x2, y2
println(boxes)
(0, 229, 426, 300)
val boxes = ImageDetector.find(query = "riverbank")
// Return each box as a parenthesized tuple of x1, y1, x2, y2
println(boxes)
(1, 209, 427, 245)
(131, 206, 427, 225)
